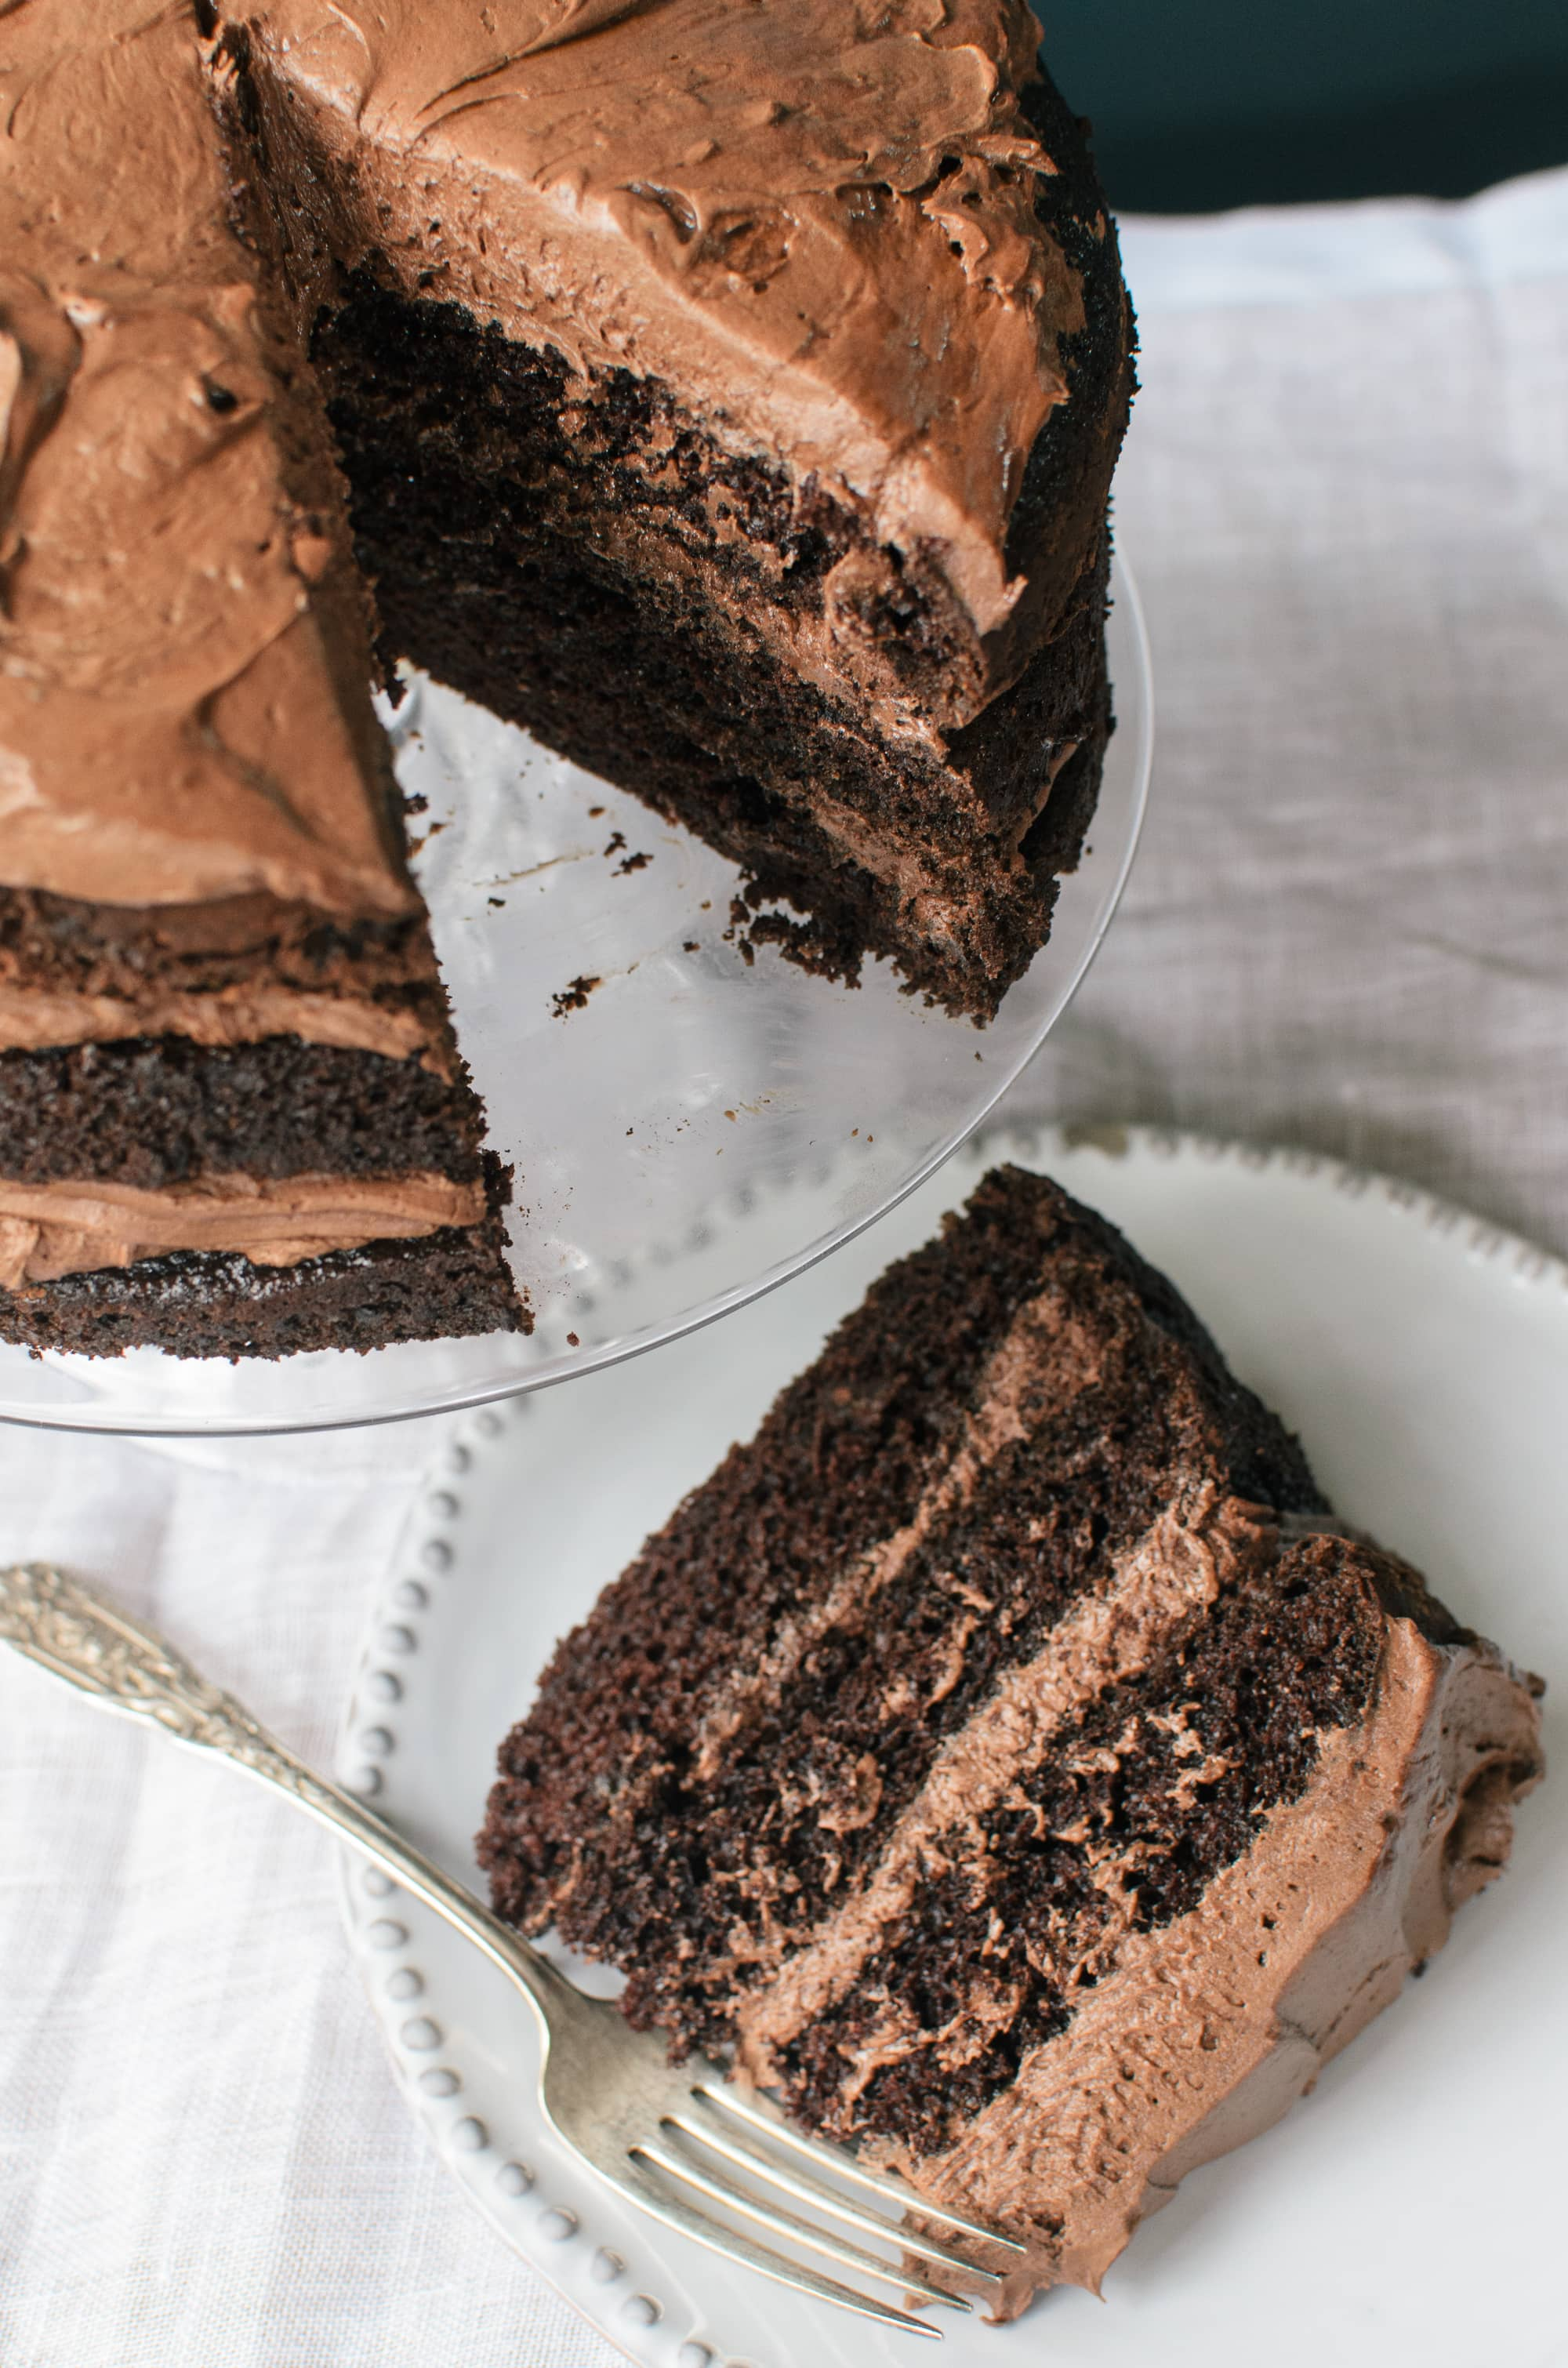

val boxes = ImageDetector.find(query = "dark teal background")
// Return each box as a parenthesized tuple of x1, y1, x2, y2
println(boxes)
(1041, 1, 1568, 210)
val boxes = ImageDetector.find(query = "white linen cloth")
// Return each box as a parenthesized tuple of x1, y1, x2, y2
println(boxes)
(2, 169, 1566, 2368)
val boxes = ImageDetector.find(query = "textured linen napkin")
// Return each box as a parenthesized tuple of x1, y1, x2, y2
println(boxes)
(2, 166, 1565, 2368)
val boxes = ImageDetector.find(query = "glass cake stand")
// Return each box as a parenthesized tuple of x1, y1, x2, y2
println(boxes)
(0, 557, 1151, 1436)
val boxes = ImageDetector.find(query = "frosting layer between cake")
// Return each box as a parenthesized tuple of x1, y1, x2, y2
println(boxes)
(0, 978, 434, 1062)
(0, 1168, 483, 1286)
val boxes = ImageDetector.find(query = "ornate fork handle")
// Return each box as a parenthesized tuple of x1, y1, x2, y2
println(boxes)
(2, 1566, 1022, 2332)
(0, 1562, 574, 2034)
(1, 1559, 325, 1787)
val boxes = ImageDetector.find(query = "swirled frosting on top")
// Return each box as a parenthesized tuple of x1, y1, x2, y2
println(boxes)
(0, 0, 412, 914)
(2, 0, 1116, 917)
(237, 0, 1089, 642)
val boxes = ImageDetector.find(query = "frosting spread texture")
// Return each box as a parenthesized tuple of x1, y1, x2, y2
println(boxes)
(0, 2, 412, 915)
(0, 1167, 483, 1286)
(232, 0, 1087, 644)
(891, 1618, 1543, 2311)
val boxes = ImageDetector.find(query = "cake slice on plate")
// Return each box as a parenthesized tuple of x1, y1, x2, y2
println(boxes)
(479, 1164, 1544, 2312)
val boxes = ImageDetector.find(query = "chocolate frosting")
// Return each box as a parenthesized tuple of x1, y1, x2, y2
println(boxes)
(734, 1489, 1281, 2079)
(0, 977, 437, 1062)
(230, 0, 1088, 657)
(0, 1167, 483, 1287)
(0, 2, 412, 916)
(888, 1614, 1543, 2313)
(3, 0, 1118, 923)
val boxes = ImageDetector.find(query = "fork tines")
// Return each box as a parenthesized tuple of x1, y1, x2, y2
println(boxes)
(626, 2076, 1025, 2341)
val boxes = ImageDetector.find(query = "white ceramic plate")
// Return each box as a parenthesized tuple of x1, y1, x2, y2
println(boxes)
(338, 1125, 1565, 2368)
(1, 567, 1149, 1437)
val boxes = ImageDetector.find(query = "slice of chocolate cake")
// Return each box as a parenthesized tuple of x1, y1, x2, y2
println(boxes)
(479, 1166, 1544, 2311)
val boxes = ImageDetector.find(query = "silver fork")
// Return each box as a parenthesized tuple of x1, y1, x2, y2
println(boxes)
(0, 1564, 1025, 2339)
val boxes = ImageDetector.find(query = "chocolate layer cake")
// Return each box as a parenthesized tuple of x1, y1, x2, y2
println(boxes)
(2, 0, 1132, 1357)
(480, 1167, 1544, 2311)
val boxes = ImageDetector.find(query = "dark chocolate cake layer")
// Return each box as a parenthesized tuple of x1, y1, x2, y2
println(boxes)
(479, 1165, 1544, 2309)
(0, 1208, 520, 1360)
(0, 1039, 485, 1188)
(312, 263, 1113, 1008)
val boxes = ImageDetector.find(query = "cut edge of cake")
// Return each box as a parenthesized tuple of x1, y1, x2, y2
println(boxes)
(209, 1, 1136, 1021)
